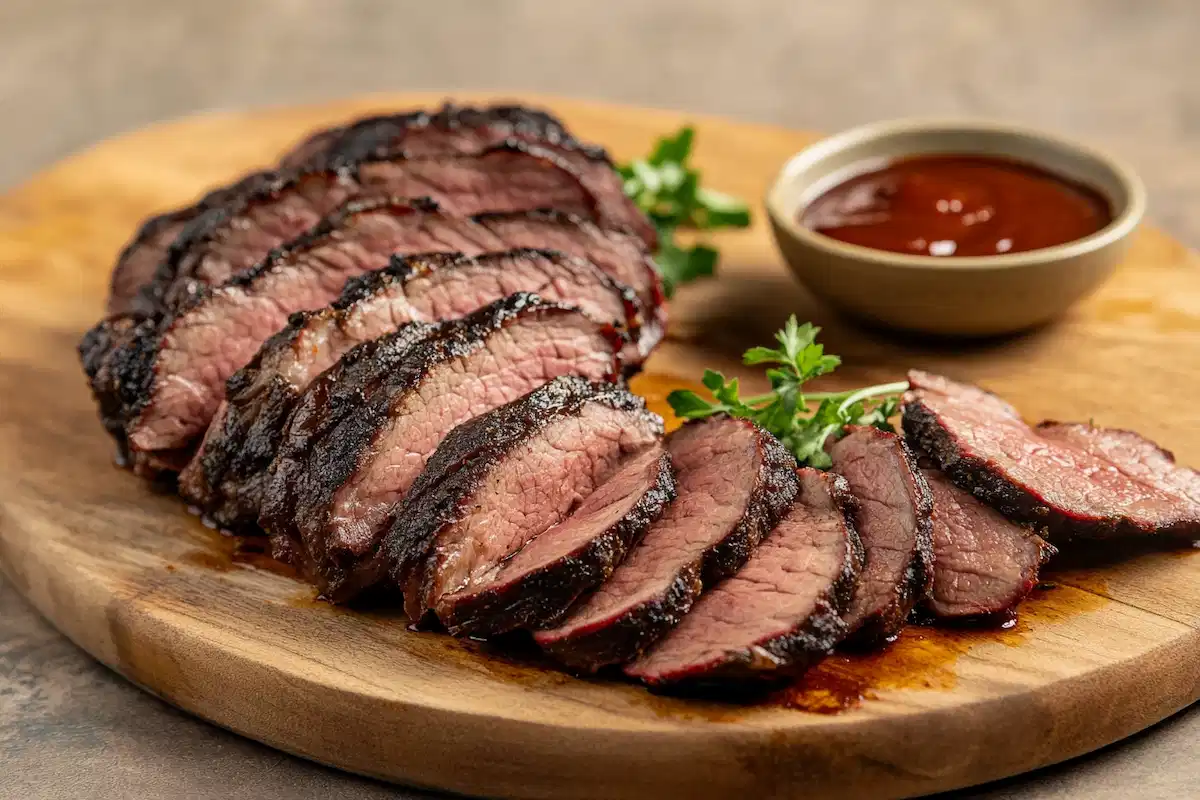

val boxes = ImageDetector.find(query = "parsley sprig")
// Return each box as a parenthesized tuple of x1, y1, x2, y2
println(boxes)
(619, 127, 751, 295)
(667, 317, 908, 468)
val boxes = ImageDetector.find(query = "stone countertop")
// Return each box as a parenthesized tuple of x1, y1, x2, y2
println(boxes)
(2, 1, 1198, 798)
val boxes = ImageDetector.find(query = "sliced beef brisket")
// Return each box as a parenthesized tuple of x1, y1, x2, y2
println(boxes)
(261, 297, 624, 600)
(625, 469, 862, 688)
(921, 468, 1055, 620)
(279, 103, 585, 169)
(388, 377, 663, 624)
(106, 172, 271, 316)
(85, 142, 653, 468)
(437, 447, 676, 637)
(180, 245, 643, 529)
(534, 416, 799, 671)
(829, 426, 933, 647)
(1036, 422, 1200, 507)
(903, 370, 1200, 540)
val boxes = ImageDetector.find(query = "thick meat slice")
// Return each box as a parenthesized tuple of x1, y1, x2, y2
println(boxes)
(903, 370, 1200, 540)
(437, 447, 676, 637)
(625, 469, 863, 688)
(388, 378, 663, 624)
(534, 417, 799, 671)
(829, 426, 933, 647)
(260, 297, 623, 600)
(921, 468, 1055, 619)
(84, 142, 653, 469)
(1036, 422, 1200, 507)
(279, 103, 586, 168)
(179, 246, 642, 529)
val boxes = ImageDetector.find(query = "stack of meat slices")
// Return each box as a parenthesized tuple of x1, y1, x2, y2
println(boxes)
(78, 102, 1200, 697)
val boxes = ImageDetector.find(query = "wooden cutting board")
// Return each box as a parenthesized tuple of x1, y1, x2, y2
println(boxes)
(2, 93, 1199, 800)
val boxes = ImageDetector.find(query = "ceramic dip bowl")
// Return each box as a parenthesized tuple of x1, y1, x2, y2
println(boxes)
(766, 119, 1146, 337)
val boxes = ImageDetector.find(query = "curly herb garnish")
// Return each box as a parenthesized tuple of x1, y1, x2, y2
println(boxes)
(667, 316, 908, 468)
(619, 126, 752, 296)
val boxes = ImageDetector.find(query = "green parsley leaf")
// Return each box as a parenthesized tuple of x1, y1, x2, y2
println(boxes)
(655, 240, 719, 296)
(621, 126, 752, 294)
(665, 315, 909, 468)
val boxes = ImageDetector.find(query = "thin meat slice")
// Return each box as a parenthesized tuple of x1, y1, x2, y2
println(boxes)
(106, 172, 271, 316)
(1036, 422, 1200, 507)
(921, 468, 1055, 620)
(829, 426, 933, 647)
(389, 378, 663, 624)
(437, 447, 676, 637)
(85, 142, 653, 470)
(625, 469, 863, 688)
(279, 103, 587, 168)
(903, 370, 1200, 540)
(534, 417, 800, 671)
(178, 247, 642, 529)
(260, 297, 624, 600)
(112, 103, 592, 314)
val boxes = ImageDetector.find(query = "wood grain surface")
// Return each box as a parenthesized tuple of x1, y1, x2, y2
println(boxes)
(1, 94, 1199, 800)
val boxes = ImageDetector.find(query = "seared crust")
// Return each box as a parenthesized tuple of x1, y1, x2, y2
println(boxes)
(388, 378, 661, 620)
(439, 450, 677, 637)
(539, 564, 703, 673)
(280, 102, 606, 168)
(188, 246, 642, 530)
(704, 418, 803, 581)
(683, 472, 864, 685)
(903, 396, 1200, 540)
(536, 417, 801, 672)
(635, 470, 864, 689)
(259, 320, 442, 570)
(83, 139, 653, 465)
(261, 296, 624, 599)
(835, 427, 935, 649)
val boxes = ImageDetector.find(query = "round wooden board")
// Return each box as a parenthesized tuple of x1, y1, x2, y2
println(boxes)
(3, 93, 1200, 800)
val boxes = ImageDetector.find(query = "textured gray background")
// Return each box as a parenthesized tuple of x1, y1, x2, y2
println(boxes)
(2, 1, 1198, 798)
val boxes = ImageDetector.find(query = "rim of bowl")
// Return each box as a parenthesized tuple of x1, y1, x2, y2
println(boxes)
(766, 117, 1147, 271)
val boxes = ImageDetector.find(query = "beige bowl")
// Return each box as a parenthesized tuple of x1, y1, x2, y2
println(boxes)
(766, 119, 1146, 336)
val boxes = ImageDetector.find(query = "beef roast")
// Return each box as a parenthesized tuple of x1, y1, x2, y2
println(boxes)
(279, 103, 586, 169)
(388, 377, 663, 624)
(180, 245, 644, 529)
(625, 469, 863, 688)
(1036, 422, 1200, 507)
(534, 416, 800, 671)
(921, 468, 1055, 619)
(260, 296, 624, 600)
(84, 141, 654, 469)
(903, 370, 1200, 540)
(828, 426, 933, 647)
(436, 447, 676, 637)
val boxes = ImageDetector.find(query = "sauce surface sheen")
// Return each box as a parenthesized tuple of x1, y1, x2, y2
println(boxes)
(800, 154, 1112, 257)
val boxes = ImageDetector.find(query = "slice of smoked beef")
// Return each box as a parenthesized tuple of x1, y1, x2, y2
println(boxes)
(178, 246, 642, 528)
(83, 142, 653, 471)
(920, 468, 1055, 620)
(1036, 422, 1200, 507)
(260, 297, 624, 601)
(437, 447, 676, 637)
(387, 377, 663, 625)
(279, 103, 588, 168)
(903, 370, 1200, 540)
(534, 416, 799, 671)
(625, 469, 862, 689)
(828, 426, 933, 647)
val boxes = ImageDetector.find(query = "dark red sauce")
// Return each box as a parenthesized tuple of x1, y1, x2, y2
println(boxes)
(800, 154, 1111, 257)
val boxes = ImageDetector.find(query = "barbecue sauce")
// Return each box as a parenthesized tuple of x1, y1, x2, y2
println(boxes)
(800, 154, 1111, 257)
